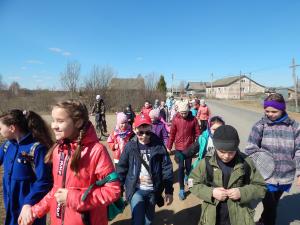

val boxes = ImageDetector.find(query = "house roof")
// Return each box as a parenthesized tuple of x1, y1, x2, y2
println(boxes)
(109, 78, 145, 90)
(209, 75, 265, 88)
(186, 82, 208, 91)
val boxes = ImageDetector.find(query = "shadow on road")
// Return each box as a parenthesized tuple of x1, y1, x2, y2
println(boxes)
(276, 193, 300, 225)
(110, 204, 201, 225)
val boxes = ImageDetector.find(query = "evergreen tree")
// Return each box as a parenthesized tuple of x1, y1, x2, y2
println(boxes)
(156, 75, 167, 93)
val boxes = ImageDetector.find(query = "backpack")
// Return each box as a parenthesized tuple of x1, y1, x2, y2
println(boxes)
(204, 156, 251, 187)
(81, 171, 125, 224)
(3, 141, 40, 174)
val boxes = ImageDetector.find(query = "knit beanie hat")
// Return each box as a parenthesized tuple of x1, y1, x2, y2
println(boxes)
(177, 101, 189, 112)
(212, 125, 240, 151)
(116, 112, 128, 127)
(149, 109, 160, 119)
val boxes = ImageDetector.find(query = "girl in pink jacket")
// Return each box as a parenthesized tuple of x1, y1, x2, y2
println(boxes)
(107, 112, 133, 164)
(19, 100, 121, 225)
(196, 99, 211, 131)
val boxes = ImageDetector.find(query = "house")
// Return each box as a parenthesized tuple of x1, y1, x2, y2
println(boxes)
(265, 87, 298, 100)
(185, 82, 208, 97)
(109, 77, 145, 90)
(206, 75, 265, 99)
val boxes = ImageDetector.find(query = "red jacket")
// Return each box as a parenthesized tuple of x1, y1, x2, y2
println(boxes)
(197, 105, 211, 121)
(107, 128, 133, 163)
(167, 112, 201, 151)
(141, 107, 152, 116)
(32, 122, 121, 225)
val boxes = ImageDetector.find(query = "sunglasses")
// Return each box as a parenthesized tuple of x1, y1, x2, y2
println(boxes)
(136, 131, 152, 136)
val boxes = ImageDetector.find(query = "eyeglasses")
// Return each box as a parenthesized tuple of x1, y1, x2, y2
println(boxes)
(136, 131, 152, 136)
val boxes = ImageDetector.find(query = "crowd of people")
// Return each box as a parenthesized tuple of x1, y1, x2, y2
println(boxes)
(0, 92, 299, 225)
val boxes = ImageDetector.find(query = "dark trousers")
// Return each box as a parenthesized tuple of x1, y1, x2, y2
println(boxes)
(259, 190, 284, 225)
(200, 120, 208, 131)
(176, 150, 192, 189)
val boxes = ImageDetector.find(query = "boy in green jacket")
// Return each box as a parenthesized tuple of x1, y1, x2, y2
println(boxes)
(189, 125, 266, 225)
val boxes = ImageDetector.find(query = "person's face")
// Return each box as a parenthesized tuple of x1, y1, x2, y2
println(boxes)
(179, 111, 188, 119)
(210, 122, 223, 135)
(145, 102, 150, 108)
(160, 101, 165, 107)
(264, 106, 283, 121)
(126, 107, 130, 111)
(216, 149, 237, 163)
(134, 125, 152, 144)
(0, 121, 15, 140)
(119, 122, 127, 131)
(51, 107, 82, 140)
(194, 103, 199, 109)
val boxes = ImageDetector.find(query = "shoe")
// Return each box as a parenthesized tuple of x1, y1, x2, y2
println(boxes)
(178, 189, 186, 200)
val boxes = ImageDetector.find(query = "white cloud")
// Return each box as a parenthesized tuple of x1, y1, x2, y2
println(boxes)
(49, 47, 72, 57)
(26, 60, 44, 64)
(8, 76, 21, 80)
(136, 57, 143, 61)
(49, 47, 62, 53)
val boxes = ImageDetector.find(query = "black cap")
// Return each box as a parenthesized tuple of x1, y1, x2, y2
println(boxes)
(212, 125, 240, 151)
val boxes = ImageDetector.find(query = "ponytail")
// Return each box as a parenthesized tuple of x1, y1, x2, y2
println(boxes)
(0, 109, 54, 150)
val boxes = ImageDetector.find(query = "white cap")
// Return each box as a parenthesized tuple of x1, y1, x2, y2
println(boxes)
(200, 99, 205, 105)
(96, 95, 101, 100)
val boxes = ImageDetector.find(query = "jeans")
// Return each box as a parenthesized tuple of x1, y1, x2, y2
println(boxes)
(176, 150, 192, 189)
(130, 189, 156, 225)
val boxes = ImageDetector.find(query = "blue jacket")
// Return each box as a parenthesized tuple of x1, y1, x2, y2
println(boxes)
(0, 133, 53, 225)
(116, 134, 173, 204)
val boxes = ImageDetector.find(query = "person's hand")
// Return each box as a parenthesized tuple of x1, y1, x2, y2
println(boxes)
(226, 188, 241, 200)
(167, 148, 172, 153)
(212, 187, 227, 201)
(18, 205, 34, 225)
(114, 143, 119, 150)
(296, 176, 300, 187)
(165, 194, 173, 205)
(54, 188, 68, 205)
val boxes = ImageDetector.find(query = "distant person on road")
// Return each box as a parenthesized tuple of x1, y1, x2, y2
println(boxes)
(189, 125, 266, 225)
(191, 99, 200, 117)
(124, 104, 136, 127)
(197, 98, 211, 131)
(149, 109, 169, 145)
(117, 114, 174, 225)
(91, 94, 107, 133)
(107, 112, 133, 165)
(167, 101, 201, 200)
(141, 100, 153, 116)
(185, 116, 225, 170)
(26, 100, 121, 225)
(245, 93, 300, 225)
(0, 109, 53, 225)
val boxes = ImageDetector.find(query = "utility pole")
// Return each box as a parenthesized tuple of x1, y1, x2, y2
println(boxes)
(290, 58, 300, 112)
(239, 71, 242, 100)
(171, 73, 174, 95)
(211, 73, 213, 98)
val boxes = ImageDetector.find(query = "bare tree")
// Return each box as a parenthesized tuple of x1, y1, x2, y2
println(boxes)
(60, 61, 81, 98)
(83, 65, 115, 106)
(144, 73, 159, 91)
(0, 74, 5, 89)
(9, 81, 21, 96)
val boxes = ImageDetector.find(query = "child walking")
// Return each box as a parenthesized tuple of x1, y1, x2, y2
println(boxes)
(149, 109, 168, 145)
(185, 116, 225, 169)
(189, 125, 266, 225)
(196, 99, 211, 131)
(107, 112, 133, 164)
(20, 100, 121, 225)
(117, 114, 174, 225)
(0, 109, 53, 225)
(245, 93, 300, 225)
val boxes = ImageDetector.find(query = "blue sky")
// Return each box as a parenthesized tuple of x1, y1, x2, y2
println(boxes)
(1, 0, 300, 89)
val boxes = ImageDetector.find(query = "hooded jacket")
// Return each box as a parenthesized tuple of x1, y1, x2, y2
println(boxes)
(31, 122, 121, 225)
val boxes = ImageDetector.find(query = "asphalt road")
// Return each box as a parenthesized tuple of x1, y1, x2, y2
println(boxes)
(110, 101, 300, 225)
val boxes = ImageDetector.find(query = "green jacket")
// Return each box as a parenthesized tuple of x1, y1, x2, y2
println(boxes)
(189, 152, 266, 225)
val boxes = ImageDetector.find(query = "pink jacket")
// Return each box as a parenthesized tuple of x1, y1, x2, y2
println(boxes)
(197, 105, 211, 121)
(32, 122, 121, 225)
(107, 128, 133, 163)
